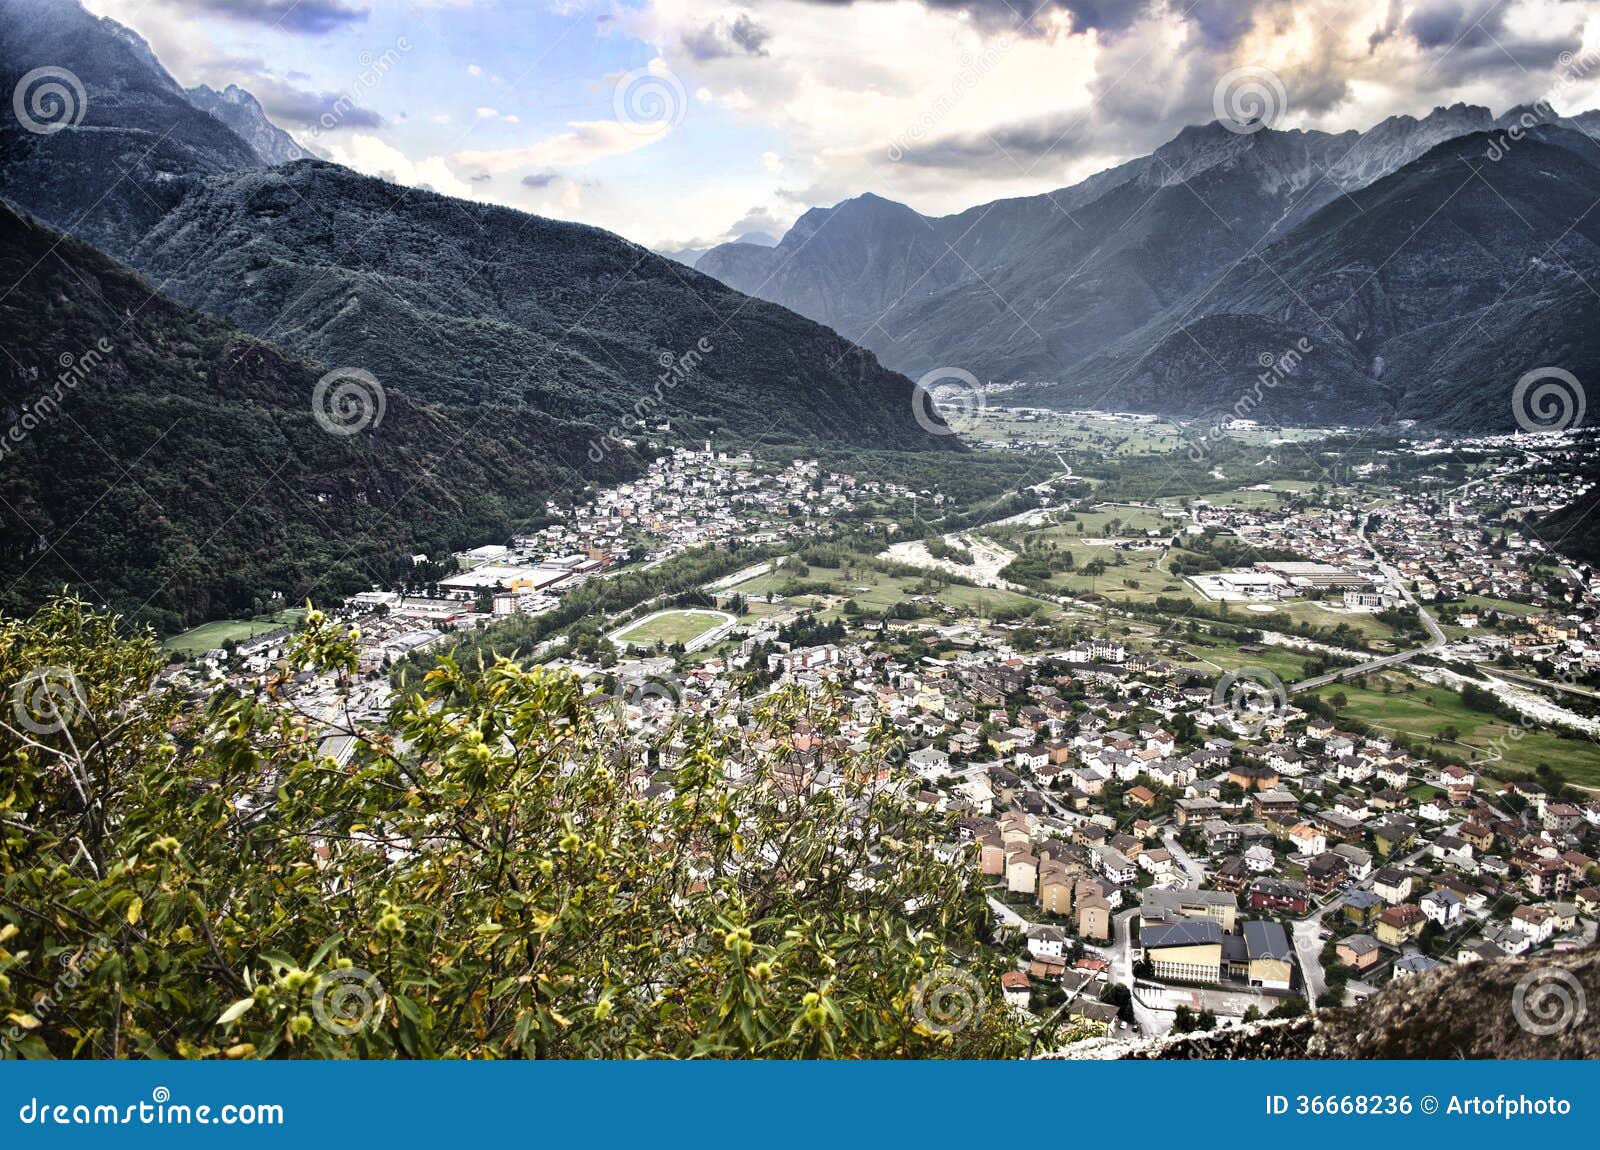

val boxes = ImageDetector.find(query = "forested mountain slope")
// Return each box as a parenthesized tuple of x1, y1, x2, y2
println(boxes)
(1044, 130, 1600, 428)
(0, 205, 631, 631)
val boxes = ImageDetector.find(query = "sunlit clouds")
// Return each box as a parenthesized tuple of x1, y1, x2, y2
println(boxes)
(81, 0, 1600, 250)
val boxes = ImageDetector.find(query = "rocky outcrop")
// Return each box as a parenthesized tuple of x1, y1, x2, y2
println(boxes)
(1052, 950, 1598, 1060)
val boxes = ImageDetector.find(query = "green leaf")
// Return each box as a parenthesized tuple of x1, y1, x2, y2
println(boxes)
(307, 933, 343, 971)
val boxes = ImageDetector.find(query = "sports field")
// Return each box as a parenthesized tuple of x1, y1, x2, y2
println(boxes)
(163, 610, 305, 655)
(612, 609, 733, 648)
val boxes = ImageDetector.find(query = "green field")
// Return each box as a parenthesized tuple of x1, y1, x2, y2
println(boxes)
(613, 609, 731, 647)
(1158, 480, 1322, 510)
(1171, 638, 1326, 686)
(961, 411, 1184, 455)
(1254, 601, 1400, 645)
(1014, 504, 1175, 540)
(1452, 595, 1539, 616)
(1312, 672, 1600, 787)
(962, 411, 1328, 459)
(729, 561, 1046, 622)
(163, 611, 304, 655)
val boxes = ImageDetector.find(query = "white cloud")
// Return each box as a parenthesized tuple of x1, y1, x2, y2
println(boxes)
(317, 134, 475, 197)
(454, 120, 670, 172)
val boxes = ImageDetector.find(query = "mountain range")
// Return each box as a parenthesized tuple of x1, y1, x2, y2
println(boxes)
(0, 0, 953, 627)
(699, 104, 1600, 429)
(661, 231, 777, 269)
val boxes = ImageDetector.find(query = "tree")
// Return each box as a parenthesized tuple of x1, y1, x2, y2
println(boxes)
(1268, 997, 1308, 1019)
(1101, 982, 1133, 1023)
(0, 597, 1028, 1059)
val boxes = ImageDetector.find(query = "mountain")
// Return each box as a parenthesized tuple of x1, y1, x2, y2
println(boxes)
(0, 0, 264, 257)
(1, 0, 949, 456)
(186, 83, 314, 166)
(1048, 127, 1600, 427)
(697, 105, 1597, 429)
(659, 230, 776, 269)
(0, 204, 633, 632)
(102, 159, 948, 453)
(660, 246, 713, 268)
(1536, 452, 1600, 567)
(0, 0, 957, 626)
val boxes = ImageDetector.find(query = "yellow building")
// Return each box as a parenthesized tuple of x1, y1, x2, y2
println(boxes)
(1038, 860, 1074, 916)
(1140, 920, 1223, 983)
(1077, 895, 1111, 942)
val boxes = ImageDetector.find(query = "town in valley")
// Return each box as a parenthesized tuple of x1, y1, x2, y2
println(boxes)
(163, 409, 1600, 1049)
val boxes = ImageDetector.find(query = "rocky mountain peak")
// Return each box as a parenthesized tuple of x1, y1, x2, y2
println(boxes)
(186, 82, 314, 166)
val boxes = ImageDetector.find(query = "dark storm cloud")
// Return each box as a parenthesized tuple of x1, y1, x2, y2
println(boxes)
(1404, 0, 1501, 49)
(893, 111, 1098, 169)
(244, 74, 384, 128)
(795, 0, 1154, 37)
(1184, 0, 1259, 47)
(170, 0, 370, 35)
(1400, 0, 1582, 86)
(681, 12, 771, 60)
(1368, 0, 1404, 52)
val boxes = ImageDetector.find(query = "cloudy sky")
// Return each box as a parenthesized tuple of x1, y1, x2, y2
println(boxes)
(82, 0, 1600, 250)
